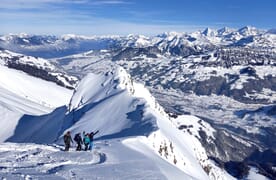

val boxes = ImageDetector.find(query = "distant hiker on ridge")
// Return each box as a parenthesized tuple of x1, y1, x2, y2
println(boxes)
(63, 131, 73, 151)
(89, 130, 99, 151)
(73, 133, 83, 151)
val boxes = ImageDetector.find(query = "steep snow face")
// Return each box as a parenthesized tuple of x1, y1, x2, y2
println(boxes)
(65, 67, 232, 180)
(67, 66, 157, 138)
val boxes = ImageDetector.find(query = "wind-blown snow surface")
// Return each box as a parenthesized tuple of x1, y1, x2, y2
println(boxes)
(1, 66, 233, 179)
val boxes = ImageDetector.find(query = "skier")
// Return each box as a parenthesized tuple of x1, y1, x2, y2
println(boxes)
(88, 130, 99, 151)
(63, 131, 73, 151)
(83, 133, 90, 151)
(73, 133, 83, 151)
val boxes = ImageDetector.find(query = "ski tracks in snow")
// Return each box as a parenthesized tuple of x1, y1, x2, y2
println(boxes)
(0, 143, 106, 179)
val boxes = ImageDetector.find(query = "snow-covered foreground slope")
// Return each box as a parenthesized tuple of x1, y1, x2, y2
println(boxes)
(1, 66, 234, 179)
(0, 64, 73, 142)
(0, 141, 187, 180)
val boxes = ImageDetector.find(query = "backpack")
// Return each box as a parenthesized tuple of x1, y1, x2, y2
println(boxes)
(74, 134, 79, 142)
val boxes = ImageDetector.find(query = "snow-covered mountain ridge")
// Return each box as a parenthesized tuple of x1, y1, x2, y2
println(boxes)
(0, 63, 236, 179)
(55, 67, 237, 179)
(0, 49, 78, 89)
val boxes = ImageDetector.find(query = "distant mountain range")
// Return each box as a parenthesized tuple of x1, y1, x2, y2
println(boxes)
(0, 26, 275, 58)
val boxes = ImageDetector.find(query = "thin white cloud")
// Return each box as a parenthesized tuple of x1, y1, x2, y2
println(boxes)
(0, 0, 66, 9)
(0, 0, 207, 35)
(1, 11, 206, 35)
(0, 0, 129, 9)
(91, 0, 130, 5)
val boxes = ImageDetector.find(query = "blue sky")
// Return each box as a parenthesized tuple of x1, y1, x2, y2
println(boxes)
(1, 0, 275, 35)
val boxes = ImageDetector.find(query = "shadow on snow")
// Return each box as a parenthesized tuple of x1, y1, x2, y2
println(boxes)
(6, 91, 157, 144)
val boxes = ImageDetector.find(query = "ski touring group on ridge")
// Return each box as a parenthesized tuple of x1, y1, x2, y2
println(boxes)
(63, 130, 99, 151)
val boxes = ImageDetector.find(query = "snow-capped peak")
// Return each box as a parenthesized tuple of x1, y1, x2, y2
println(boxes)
(237, 26, 259, 36)
(202, 27, 218, 37)
(217, 27, 235, 35)
(69, 66, 135, 111)
(60, 34, 96, 41)
(267, 28, 276, 34)
(61, 34, 80, 41)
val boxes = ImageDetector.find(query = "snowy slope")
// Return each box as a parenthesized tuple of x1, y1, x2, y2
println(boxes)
(0, 64, 73, 142)
(0, 65, 73, 108)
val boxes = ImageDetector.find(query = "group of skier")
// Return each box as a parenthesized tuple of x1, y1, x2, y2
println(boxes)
(63, 130, 99, 151)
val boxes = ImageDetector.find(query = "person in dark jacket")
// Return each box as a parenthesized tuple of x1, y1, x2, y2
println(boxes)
(88, 130, 99, 150)
(73, 133, 83, 151)
(63, 131, 73, 151)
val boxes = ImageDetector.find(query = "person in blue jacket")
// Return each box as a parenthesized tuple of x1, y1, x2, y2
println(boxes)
(83, 133, 90, 151)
